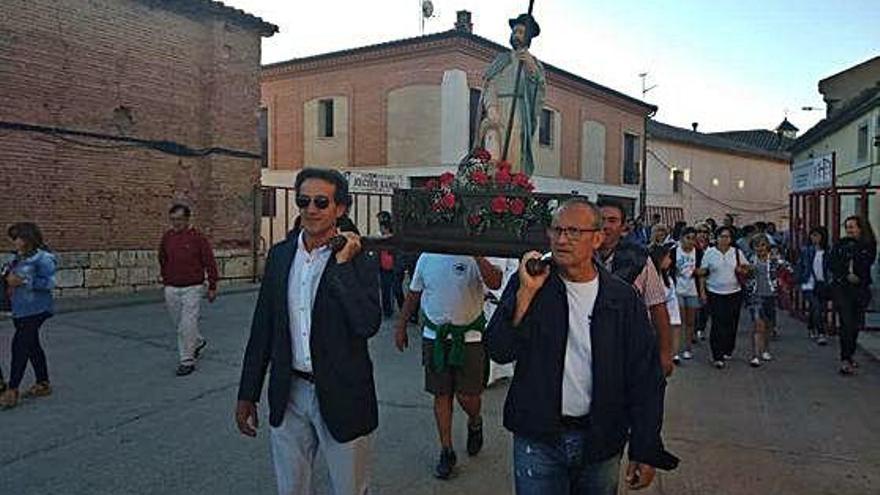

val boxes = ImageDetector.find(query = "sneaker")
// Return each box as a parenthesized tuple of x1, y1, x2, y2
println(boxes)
(681, 350, 694, 360)
(697, 331, 705, 341)
(434, 447, 457, 479)
(467, 416, 484, 456)
(816, 335, 828, 346)
(672, 354, 681, 365)
(839, 361, 854, 375)
(176, 364, 196, 376)
(0, 388, 19, 409)
(750, 357, 761, 368)
(194, 339, 208, 360)
(713, 360, 725, 369)
(722, 354, 732, 361)
(761, 352, 773, 362)
(22, 381, 52, 398)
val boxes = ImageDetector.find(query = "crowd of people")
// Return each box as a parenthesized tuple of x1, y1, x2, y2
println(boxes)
(616, 211, 877, 374)
(1, 169, 877, 494)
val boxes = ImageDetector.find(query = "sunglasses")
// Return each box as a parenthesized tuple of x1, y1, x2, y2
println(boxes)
(296, 195, 331, 210)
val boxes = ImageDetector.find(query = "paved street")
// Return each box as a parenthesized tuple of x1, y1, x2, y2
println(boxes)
(1, 289, 879, 495)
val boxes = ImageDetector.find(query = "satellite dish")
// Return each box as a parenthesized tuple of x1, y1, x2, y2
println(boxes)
(422, 0, 434, 18)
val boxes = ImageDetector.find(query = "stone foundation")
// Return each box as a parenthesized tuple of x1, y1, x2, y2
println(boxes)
(53, 248, 255, 298)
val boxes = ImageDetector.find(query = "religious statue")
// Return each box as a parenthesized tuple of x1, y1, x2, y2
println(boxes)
(478, 12, 546, 176)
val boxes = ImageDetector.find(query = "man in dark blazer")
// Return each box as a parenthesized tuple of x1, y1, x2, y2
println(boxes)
(235, 168, 381, 495)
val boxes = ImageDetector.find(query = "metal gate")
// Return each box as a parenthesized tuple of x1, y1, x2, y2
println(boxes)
(258, 185, 393, 253)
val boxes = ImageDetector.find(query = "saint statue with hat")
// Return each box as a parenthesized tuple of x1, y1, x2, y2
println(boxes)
(478, 12, 546, 176)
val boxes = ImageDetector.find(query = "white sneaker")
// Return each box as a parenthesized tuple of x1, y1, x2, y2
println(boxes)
(722, 354, 732, 361)
(750, 357, 761, 367)
(682, 350, 694, 360)
(672, 354, 681, 365)
(713, 360, 726, 369)
(761, 352, 773, 361)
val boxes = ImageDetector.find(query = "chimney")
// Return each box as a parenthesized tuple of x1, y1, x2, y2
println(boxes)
(691, 122, 699, 132)
(455, 10, 473, 33)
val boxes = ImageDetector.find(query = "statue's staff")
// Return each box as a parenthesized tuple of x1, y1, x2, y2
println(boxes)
(501, 0, 536, 162)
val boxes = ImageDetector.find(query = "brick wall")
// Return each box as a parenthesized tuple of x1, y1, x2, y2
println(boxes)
(0, 0, 265, 258)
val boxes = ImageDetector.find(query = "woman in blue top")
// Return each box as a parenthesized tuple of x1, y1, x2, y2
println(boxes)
(0, 223, 57, 409)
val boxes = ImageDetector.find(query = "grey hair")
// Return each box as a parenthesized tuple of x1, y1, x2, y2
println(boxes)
(553, 197, 603, 229)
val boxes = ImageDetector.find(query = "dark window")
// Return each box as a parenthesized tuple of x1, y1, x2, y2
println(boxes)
(261, 189, 277, 217)
(539, 108, 553, 146)
(672, 170, 684, 193)
(319, 99, 334, 138)
(623, 133, 640, 185)
(857, 124, 868, 161)
(259, 107, 269, 168)
(469, 88, 482, 150)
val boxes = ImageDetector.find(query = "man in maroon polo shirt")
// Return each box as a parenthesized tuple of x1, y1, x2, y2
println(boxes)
(159, 204, 219, 376)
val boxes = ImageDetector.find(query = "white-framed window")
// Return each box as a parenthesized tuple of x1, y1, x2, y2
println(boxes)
(672, 170, 684, 193)
(539, 108, 554, 147)
(622, 133, 640, 185)
(857, 123, 868, 162)
(318, 99, 334, 138)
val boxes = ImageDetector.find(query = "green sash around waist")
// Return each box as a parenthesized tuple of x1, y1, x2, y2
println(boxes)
(422, 311, 486, 372)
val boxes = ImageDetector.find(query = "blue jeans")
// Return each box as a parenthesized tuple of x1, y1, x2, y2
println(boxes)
(514, 433, 621, 495)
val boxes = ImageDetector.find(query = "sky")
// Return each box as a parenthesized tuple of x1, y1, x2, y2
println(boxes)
(226, 0, 880, 134)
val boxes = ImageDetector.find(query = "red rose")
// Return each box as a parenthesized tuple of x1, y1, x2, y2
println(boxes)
(467, 214, 482, 226)
(497, 160, 512, 173)
(490, 195, 508, 214)
(495, 169, 512, 186)
(471, 170, 489, 185)
(474, 148, 492, 161)
(509, 198, 526, 215)
(512, 173, 533, 190)
(425, 179, 439, 190)
(439, 172, 455, 187)
(440, 192, 456, 209)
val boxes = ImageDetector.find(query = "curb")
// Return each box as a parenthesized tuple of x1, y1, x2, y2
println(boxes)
(0, 282, 260, 320)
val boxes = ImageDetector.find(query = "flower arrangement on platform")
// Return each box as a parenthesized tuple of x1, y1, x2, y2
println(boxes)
(411, 148, 551, 237)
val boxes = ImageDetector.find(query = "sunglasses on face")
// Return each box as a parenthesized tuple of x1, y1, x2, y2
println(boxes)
(296, 195, 331, 210)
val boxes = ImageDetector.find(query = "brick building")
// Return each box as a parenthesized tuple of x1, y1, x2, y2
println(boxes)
(0, 0, 276, 296)
(259, 11, 655, 239)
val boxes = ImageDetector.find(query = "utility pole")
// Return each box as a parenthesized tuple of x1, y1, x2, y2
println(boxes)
(638, 72, 657, 221)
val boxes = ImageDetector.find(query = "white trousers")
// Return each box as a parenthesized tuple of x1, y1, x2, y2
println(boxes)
(164, 285, 204, 365)
(270, 378, 370, 495)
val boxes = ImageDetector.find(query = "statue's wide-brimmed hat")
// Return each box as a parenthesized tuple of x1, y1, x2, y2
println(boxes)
(509, 13, 540, 38)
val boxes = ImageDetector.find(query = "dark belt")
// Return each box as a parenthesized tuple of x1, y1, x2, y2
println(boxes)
(560, 414, 591, 430)
(292, 369, 315, 383)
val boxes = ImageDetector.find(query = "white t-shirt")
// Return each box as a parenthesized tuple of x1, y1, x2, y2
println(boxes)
(702, 246, 742, 295)
(802, 249, 825, 291)
(674, 246, 699, 297)
(410, 254, 490, 343)
(561, 277, 599, 417)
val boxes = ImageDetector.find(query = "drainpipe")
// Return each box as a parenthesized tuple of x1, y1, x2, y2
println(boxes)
(640, 108, 657, 220)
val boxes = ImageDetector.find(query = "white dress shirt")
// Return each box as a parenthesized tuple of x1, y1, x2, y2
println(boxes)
(287, 232, 332, 373)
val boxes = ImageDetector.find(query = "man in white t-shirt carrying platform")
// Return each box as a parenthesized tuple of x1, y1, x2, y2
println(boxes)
(394, 253, 502, 480)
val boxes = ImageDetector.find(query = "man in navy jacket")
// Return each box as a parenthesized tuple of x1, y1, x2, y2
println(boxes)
(485, 198, 677, 494)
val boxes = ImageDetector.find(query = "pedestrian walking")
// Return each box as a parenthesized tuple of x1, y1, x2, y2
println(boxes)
(674, 227, 703, 360)
(376, 213, 404, 319)
(797, 227, 830, 345)
(0, 223, 56, 410)
(158, 204, 219, 377)
(744, 234, 789, 367)
(828, 215, 876, 375)
(235, 168, 381, 495)
(485, 198, 678, 494)
(649, 243, 682, 364)
(698, 226, 750, 369)
(693, 223, 714, 341)
(597, 200, 675, 376)
(394, 253, 502, 479)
